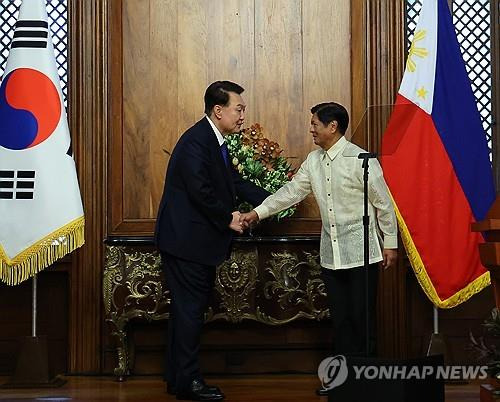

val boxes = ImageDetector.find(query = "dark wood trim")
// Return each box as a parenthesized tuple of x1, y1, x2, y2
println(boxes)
(362, 0, 409, 359)
(109, 0, 124, 235)
(351, 0, 367, 148)
(67, 0, 108, 373)
(104, 235, 321, 246)
(106, 217, 322, 237)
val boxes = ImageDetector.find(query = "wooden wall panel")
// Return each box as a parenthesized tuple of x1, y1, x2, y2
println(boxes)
(300, 0, 351, 219)
(150, 0, 178, 211)
(177, 1, 208, 131)
(123, 0, 152, 219)
(253, 0, 303, 161)
(205, 0, 255, 102)
(302, 0, 351, 135)
(111, 0, 353, 234)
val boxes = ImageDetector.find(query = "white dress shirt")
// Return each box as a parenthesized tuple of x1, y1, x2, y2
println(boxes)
(206, 115, 225, 146)
(254, 136, 398, 270)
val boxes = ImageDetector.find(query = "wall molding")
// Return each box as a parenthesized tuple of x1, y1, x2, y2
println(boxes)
(353, 0, 409, 358)
(67, 0, 108, 373)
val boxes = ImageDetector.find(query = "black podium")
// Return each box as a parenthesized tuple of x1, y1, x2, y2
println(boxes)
(328, 354, 444, 402)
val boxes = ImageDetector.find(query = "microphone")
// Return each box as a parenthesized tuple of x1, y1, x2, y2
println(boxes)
(357, 152, 378, 159)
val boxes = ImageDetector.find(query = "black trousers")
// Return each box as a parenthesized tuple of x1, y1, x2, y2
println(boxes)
(161, 252, 216, 392)
(321, 264, 379, 357)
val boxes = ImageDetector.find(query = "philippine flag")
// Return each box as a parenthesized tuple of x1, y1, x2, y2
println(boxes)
(0, 0, 84, 285)
(381, 0, 495, 308)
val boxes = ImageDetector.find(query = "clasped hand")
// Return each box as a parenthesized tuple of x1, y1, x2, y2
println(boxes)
(229, 210, 259, 234)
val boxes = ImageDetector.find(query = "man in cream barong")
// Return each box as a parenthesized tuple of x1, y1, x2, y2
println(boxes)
(241, 102, 397, 394)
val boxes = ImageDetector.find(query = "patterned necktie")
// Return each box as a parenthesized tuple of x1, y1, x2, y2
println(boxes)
(220, 142, 230, 168)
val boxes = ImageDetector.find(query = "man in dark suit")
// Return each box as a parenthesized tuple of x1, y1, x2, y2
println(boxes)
(155, 81, 269, 401)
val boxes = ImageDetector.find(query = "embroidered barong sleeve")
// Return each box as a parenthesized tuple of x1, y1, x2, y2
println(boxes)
(254, 156, 312, 220)
(368, 159, 398, 249)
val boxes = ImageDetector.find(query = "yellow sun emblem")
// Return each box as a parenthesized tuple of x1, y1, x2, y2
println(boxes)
(417, 86, 428, 99)
(407, 30, 429, 72)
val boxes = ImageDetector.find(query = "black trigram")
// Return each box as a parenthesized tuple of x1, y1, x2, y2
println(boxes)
(0, 170, 35, 199)
(11, 20, 48, 49)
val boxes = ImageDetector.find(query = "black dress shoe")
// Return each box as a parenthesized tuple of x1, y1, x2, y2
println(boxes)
(168, 382, 221, 396)
(204, 384, 223, 394)
(176, 379, 225, 401)
(316, 387, 329, 396)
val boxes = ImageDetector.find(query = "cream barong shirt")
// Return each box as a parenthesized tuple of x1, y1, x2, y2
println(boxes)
(254, 136, 398, 270)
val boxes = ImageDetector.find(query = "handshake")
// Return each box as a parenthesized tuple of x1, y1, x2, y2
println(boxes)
(229, 210, 260, 234)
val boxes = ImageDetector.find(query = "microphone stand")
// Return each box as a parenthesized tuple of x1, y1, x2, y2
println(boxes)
(358, 152, 377, 357)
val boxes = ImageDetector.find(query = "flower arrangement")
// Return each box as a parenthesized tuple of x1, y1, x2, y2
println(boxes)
(225, 123, 296, 219)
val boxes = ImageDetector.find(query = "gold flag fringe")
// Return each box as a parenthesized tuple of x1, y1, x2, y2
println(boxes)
(0, 216, 85, 286)
(393, 201, 490, 309)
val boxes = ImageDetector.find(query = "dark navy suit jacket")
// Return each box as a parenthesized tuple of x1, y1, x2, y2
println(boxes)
(154, 117, 269, 266)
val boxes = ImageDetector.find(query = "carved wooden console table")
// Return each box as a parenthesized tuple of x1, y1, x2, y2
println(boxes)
(103, 236, 327, 379)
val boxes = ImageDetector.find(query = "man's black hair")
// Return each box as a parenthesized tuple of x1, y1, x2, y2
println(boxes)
(204, 81, 244, 115)
(310, 102, 349, 134)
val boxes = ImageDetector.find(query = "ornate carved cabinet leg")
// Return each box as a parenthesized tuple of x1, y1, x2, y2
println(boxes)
(103, 243, 170, 380)
(103, 246, 131, 380)
(106, 313, 130, 381)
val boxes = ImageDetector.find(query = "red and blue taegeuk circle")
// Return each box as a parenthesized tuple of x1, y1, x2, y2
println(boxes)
(0, 68, 61, 150)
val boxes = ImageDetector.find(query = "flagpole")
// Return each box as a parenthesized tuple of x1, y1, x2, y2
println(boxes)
(427, 305, 447, 361)
(433, 305, 438, 334)
(1, 272, 65, 388)
(32, 275, 37, 337)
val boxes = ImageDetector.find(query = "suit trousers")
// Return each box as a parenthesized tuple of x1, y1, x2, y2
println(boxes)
(321, 263, 379, 357)
(161, 252, 216, 392)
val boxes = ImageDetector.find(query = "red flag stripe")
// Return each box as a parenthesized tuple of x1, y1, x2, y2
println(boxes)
(382, 96, 488, 306)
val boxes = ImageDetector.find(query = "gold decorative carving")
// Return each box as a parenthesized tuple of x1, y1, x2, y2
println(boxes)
(265, 251, 324, 308)
(206, 249, 328, 325)
(206, 249, 258, 323)
(103, 243, 328, 378)
(259, 251, 328, 324)
(103, 245, 169, 379)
